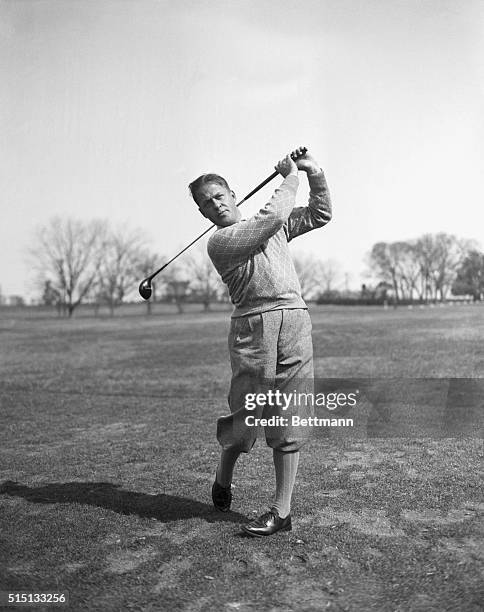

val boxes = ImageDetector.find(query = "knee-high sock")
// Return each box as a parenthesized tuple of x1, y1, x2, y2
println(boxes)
(216, 448, 241, 487)
(272, 449, 300, 518)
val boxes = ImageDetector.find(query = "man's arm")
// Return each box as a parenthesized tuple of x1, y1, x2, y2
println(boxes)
(285, 153, 332, 241)
(208, 155, 299, 267)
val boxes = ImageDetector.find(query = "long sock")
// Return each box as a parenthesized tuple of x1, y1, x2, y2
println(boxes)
(272, 449, 300, 519)
(216, 448, 241, 487)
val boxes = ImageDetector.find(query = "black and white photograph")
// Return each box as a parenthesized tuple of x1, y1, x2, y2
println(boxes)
(1, 1, 483, 610)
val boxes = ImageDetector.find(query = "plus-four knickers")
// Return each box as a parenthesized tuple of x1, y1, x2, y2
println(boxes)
(217, 308, 314, 454)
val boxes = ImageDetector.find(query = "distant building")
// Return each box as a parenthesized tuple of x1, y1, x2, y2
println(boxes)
(6, 295, 25, 307)
(374, 281, 395, 300)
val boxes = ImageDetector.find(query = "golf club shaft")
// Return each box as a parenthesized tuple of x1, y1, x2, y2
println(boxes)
(142, 147, 307, 287)
(146, 171, 278, 282)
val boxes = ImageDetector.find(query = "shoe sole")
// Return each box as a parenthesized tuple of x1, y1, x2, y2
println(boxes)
(240, 523, 292, 537)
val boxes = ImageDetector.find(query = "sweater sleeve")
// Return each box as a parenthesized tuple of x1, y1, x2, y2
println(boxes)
(207, 174, 299, 268)
(285, 171, 332, 241)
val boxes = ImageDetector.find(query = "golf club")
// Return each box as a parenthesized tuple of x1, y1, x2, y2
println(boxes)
(138, 147, 307, 300)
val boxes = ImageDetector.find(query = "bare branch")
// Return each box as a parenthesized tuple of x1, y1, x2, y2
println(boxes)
(29, 217, 108, 316)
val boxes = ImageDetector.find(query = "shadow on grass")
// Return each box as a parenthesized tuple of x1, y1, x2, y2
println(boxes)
(0, 480, 245, 524)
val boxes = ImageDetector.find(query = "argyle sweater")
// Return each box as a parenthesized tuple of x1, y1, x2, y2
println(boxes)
(207, 171, 332, 318)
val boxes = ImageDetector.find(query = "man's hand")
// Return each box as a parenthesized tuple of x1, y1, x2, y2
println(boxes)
(291, 147, 321, 175)
(275, 154, 298, 178)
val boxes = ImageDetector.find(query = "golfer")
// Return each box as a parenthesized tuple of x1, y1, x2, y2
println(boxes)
(189, 147, 332, 536)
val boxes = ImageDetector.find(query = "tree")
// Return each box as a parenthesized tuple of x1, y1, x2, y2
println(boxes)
(185, 243, 225, 310)
(413, 234, 436, 301)
(96, 226, 147, 316)
(368, 234, 477, 304)
(319, 258, 342, 297)
(430, 234, 474, 301)
(30, 217, 107, 317)
(163, 262, 190, 313)
(368, 242, 403, 303)
(292, 253, 324, 300)
(452, 250, 484, 301)
(414, 233, 473, 301)
(390, 241, 419, 300)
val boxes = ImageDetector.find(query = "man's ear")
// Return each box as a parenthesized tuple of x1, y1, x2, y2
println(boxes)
(231, 190, 236, 202)
(198, 207, 208, 219)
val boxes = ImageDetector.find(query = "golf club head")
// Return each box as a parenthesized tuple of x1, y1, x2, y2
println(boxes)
(139, 279, 152, 300)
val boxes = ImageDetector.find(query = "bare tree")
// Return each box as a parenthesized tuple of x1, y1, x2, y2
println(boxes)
(368, 241, 424, 303)
(30, 217, 107, 317)
(380, 241, 420, 301)
(368, 242, 402, 302)
(430, 233, 474, 301)
(319, 258, 342, 296)
(413, 234, 437, 301)
(395, 241, 421, 300)
(185, 243, 224, 310)
(369, 234, 476, 304)
(413, 233, 473, 301)
(292, 253, 323, 300)
(96, 226, 147, 316)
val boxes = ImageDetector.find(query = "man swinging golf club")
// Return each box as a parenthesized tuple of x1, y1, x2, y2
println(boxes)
(189, 147, 332, 536)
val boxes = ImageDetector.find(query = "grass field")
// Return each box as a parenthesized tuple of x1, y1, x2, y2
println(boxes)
(1, 304, 483, 611)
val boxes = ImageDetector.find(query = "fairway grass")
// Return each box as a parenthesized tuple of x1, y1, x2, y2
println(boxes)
(1, 305, 483, 611)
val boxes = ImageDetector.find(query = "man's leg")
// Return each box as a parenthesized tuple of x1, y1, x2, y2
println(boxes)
(242, 309, 313, 535)
(271, 309, 313, 514)
(212, 446, 240, 512)
(272, 448, 300, 519)
(213, 314, 277, 511)
(215, 448, 241, 488)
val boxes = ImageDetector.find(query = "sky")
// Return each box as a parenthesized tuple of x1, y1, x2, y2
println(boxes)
(1, 0, 483, 299)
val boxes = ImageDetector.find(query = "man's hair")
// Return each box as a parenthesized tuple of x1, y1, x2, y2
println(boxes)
(188, 174, 230, 203)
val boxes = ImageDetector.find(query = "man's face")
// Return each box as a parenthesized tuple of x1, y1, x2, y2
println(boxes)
(195, 182, 241, 227)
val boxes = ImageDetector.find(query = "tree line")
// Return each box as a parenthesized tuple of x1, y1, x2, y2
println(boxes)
(367, 234, 484, 303)
(29, 217, 232, 317)
(26, 218, 483, 317)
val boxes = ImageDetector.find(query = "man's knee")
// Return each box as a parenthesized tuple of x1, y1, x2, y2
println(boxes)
(266, 438, 305, 453)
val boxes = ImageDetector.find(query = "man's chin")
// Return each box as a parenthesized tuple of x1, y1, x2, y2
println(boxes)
(216, 215, 237, 227)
